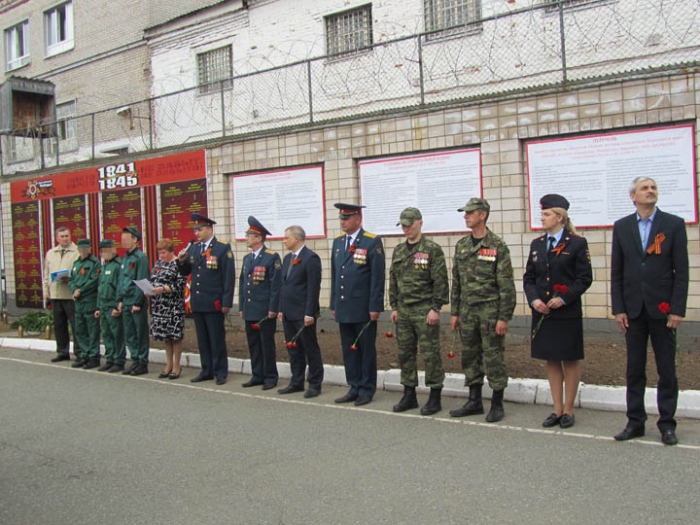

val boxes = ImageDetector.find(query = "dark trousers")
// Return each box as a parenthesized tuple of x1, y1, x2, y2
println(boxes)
(193, 312, 228, 380)
(283, 318, 323, 390)
(339, 321, 377, 397)
(123, 308, 150, 364)
(625, 306, 678, 431)
(52, 299, 79, 357)
(245, 319, 278, 385)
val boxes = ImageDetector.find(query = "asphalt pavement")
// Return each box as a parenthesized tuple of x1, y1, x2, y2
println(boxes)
(1, 348, 698, 525)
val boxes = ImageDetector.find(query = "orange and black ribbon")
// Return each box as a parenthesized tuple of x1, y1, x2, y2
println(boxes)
(551, 242, 565, 257)
(646, 233, 666, 255)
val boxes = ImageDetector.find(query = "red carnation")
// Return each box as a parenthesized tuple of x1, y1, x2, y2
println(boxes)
(385, 332, 394, 338)
(251, 323, 260, 330)
(350, 345, 358, 351)
(658, 302, 671, 315)
(447, 351, 456, 359)
(214, 299, 222, 312)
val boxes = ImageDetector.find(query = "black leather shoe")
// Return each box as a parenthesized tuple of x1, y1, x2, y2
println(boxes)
(335, 393, 359, 404)
(83, 358, 101, 370)
(262, 383, 277, 391)
(108, 364, 125, 373)
(72, 358, 88, 368)
(242, 379, 263, 388)
(122, 363, 138, 375)
(98, 362, 114, 372)
(190, 375, 214, 383)
(216, 377, 227, 385)
(278, 385, 304, 395)
(559, 414, 575, 429)
(131, 363, 149, 376)
(661, 429, 678, 446)
(542, 413, 561, 427)
(51, 354, 70, 363)
(614, 427, 645, 441)
(303, 388, 321, 398)
(354, 396, 372, 406)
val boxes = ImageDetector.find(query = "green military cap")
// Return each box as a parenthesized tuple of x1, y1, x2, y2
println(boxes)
(458, 197, 490, 213)
(98, 239, 114, 249)
(122, 226, 141, 240)
(77, 238, 91, 248)
(396, 207, 422, 227)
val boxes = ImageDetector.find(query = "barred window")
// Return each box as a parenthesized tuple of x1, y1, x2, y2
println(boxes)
(425, 0, 481, 33)
(197, 46, 233, 94)
(326, 5, 373, 57)
(544, 0, 606, 11)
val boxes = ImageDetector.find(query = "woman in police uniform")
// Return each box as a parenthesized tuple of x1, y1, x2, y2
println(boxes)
(523, 194, 592, 429)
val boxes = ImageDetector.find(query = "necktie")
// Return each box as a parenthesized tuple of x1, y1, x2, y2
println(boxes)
(547, 236, 555, 258)
(200, 243, 206, 255)
(287, 254, 295, 278)
(345, 235, 352, 252)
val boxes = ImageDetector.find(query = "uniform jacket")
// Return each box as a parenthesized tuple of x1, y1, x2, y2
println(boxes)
(43, 243, 79, 300)
(239, 246, 282, 320)
(69, 254, 101, 310)
(523, 229, 593, 319)
(97, 257, 121, 311)
(278, 246, 321, 321)
(450, 229, 516, 320)
(389, 236, 449, 311)
(611, 209, 688, 319)
(179, 237, 236, 313)
(330, 228, 385, 323)
(117, 248, 150, 308)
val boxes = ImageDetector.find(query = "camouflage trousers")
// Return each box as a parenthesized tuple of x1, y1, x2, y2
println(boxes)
(458, 302, 508, 391)
(396, 304, 445, 388)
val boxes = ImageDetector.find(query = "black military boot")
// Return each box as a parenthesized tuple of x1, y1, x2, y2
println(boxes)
(449, 385, 484, 417)
(420, 388, 442, 416)
(485, 389, 505, 423)
(393, 386, 419, 413)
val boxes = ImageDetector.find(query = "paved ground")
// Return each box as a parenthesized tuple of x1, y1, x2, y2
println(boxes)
(1, 348, 699, 525)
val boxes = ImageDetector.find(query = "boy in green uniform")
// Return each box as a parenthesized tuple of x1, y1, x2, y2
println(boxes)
(69, 239, 102, 369)
(96, 239, 126, 372)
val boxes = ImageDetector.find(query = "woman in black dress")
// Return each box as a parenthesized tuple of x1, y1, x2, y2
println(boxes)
(524, 194, 592, 429)
(150, 238, 186, 379)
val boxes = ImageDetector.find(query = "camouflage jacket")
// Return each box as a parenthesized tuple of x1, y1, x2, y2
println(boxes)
(389, 236, 449, 311)
(450, 229, 516, 320)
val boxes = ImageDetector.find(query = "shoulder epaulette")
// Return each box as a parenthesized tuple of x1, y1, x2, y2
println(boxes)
(335, 234, 345, 239)
(362, 231, 377, 239)
(265, 249, 276, 255)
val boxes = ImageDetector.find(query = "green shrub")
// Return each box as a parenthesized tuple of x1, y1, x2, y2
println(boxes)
(10, 310, 54, 332)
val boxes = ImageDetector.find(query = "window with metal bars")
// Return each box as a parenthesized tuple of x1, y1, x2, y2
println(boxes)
(544, 0, 608, 12)
(326, 5, 373, 57)
(424, 0, 481, 33)
(197, 45, 233, 94)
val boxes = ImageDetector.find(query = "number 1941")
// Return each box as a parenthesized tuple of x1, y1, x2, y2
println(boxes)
(97, 162, 138, 190)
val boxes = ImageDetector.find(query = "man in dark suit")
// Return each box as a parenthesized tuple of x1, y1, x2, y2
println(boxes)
(239, 216, 281, 390)
(277, 225, 324, 398)
(177, 213, 236, 385)
(330, 203, 385, 406)
(611, 177, 688, 446)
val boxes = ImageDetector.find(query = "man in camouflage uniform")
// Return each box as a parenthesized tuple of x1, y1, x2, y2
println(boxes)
(95, 239, 126, 373)
(69, 239, 102, 369)
(450, 198, 516, 422)
(390, 208, 449, 415)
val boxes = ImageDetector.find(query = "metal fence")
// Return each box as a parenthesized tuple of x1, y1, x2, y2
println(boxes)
(2, 0, 698, 175)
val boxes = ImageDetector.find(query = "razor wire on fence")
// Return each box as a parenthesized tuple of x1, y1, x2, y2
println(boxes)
(2, 0, 698, 175)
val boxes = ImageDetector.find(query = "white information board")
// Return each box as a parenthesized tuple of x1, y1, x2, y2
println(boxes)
(359, 149, 482, 235)
(526, 125, 697, 228)
(232, 166, 326, 239)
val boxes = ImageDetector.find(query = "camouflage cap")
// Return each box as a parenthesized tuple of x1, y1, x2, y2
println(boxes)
(396, 207, 422, 227)
(458, 197, 490, 213)
(77, 238, 91, 248)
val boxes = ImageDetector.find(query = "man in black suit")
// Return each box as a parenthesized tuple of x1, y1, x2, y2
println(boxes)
(611, 177, 688, 446)
(277, 225, 324, 398)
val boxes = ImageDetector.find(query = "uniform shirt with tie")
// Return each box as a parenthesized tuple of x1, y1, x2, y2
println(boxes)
(345, 230, 359, 252)
(543, 228, 566, 305)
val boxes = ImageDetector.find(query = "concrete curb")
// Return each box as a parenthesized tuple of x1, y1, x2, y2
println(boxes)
(2, 337, 698, 419)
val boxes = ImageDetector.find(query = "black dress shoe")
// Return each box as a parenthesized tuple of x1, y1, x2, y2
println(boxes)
(98, 362, 114, 372)
(559, 414, 575, 429)
(131, 363, 149, 376)
(303, 389, 321, 398)
(122, 362, 138, 375)
(278, 385, 304, 395)
(83, 358, 101, 370)
(335, 393, 359, 404)
(354, 396, 372, 406)
(108, 364, 125, 373)
(190, 375, 214, 383)
(542, 413, 561, 428)
(72, 358, 88, 368)
(614, 426, 645, 441)
(216, 377, 227, 385)
(262, 383, 277, 391)
(51, 354, 70, 363)
(242, 379, 264, 388)
(661, 429, 678, 446)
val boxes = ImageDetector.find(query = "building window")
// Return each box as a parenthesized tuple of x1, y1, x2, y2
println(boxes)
(197, 46, 233, 95)
(49, 100, 78, 154)
(44, 2, 74, 56)
(326, 5, 373, 57)
(4, 20, 30, 71)
(544, 0, 606, 11)
(424, 0, 481, 34)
